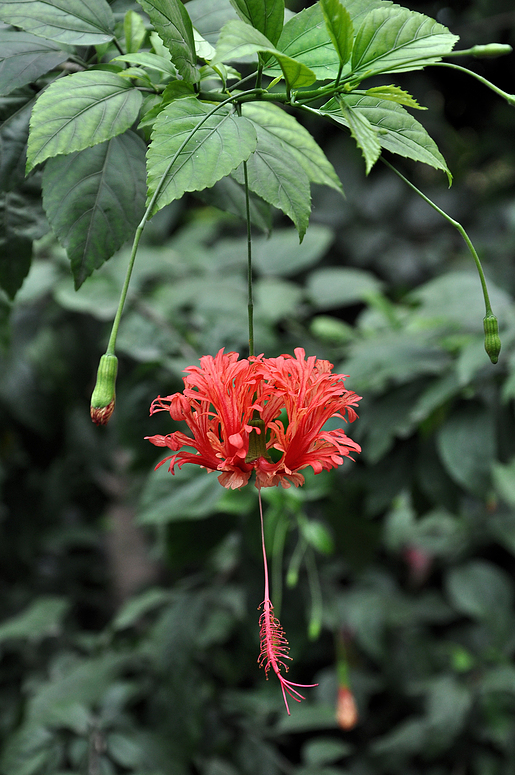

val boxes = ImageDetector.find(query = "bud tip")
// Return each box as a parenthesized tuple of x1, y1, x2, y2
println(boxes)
(483, 314, 501, 364)
(90, 353, 118, 425)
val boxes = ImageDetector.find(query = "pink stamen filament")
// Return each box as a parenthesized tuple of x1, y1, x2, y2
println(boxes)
(257, 488, 317, 714)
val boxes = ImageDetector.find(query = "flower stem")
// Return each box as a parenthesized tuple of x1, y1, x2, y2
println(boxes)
(382, 159, 495, 317)
(383, 158, 501, 363)
(435, 61, 515, 106)
(258, 488, 270, 602)
(243, 159, 255, 357)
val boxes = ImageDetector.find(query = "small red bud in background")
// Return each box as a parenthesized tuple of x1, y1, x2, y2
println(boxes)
(336, 685, 358, 730)
(403, 544, 433, 585)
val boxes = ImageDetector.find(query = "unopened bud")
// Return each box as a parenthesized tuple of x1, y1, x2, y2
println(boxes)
(336, 685, 358, 730)
(90, 354, 118, 425)
(483, 314, 501, 364)
(471, 44, 513, 58)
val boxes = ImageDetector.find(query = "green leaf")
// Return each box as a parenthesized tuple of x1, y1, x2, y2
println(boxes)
(111, 587, 171, 630)
(0, 97, 33, 192)
(342, 330, 450, 393)
(107, 733, 143, 769)
(270, 4, 340, 80)
(186, 0, 238, 46)
(0, 0, 115, 46)
(337, 96, 381, 173)
(194, 28, 216, 60)
(436, 403, 495, 496)
(146, 96, 257, 215)
(1, 187, 48, 240)
(343, 0, 396, 28)
(241, 102, 343, 193)
(352, 7, 459, 76)
(123, 10, 147, 53)
(138, 463, 224, 523)
(136, 0, 198, 83)
(112, 52, 178, 77)
(138, 80, 195, 128)
(196, 175, 272, 233)
(0, 188, 43, 298)
(0, 597, 69, 643)
(28, 653, 129, 725)
(446, 561, 514, 623)
(26, 71, 143, 171)
(232, 111, 311, 240)
(271, 1, 394, 80)
(307, 266, 383, 308)
(253, 225, 334, 276)
(54, 271, 120, 320)
(365, 85, 426, 109)
(303, 737, 353, 766)
(255, 277, 302, 322)
(0, 233, 31, 299)
(228, 0, 284, 46)
(320, 0, 353, 67)
(212, 20, 316, 88)
(42, 132, 147, 288)
(320, 95, 450, 179)
(408, 270, 510, 332)
(493, 457, 515, 507)
(0, 31, 68, 96)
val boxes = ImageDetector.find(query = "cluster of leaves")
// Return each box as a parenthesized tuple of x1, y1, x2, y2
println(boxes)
(0, 0, 469, 299)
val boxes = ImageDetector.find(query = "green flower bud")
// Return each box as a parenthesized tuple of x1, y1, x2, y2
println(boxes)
(90, 354, 118, 425)
(483, 314, 501, 364)
(471, 44, 513, 58)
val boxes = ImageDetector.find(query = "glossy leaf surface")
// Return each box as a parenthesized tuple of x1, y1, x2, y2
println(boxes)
(146, 96, 257, 214)
(27, 71, 143, 171)
(42, 132, 147, 288)
(0, 0, 115, 45)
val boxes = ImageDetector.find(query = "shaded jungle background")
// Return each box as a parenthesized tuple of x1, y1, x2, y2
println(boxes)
(1, 0, 515, 773)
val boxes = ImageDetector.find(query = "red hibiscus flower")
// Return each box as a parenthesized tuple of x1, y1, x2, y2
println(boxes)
(146, 348, 361, 489)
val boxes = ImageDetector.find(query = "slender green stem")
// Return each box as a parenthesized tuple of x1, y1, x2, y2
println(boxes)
(305, 546, 322, 640)
(382, 158, 495, 316)
(256, 59, 263, 90)
(243, 160, 254, 357)
(434, 62, 515, 106)
(336, 62, 343, 87)
(113, 38, 124, 56)
(105, 90, 257, 356)
(227, 70, 259, 92)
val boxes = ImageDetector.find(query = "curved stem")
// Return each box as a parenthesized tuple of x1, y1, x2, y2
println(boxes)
(381, 158, 495, 317)
(434, 62, 515, 106)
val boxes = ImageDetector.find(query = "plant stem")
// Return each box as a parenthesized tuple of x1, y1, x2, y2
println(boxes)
(382, 158, 495, 317)
(434, 62, 515, 106)
(243, 160, 254, 357)
(258, 489, 270, 603)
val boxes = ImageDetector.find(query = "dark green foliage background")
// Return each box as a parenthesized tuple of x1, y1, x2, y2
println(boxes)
(1, 0, 515, 774)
